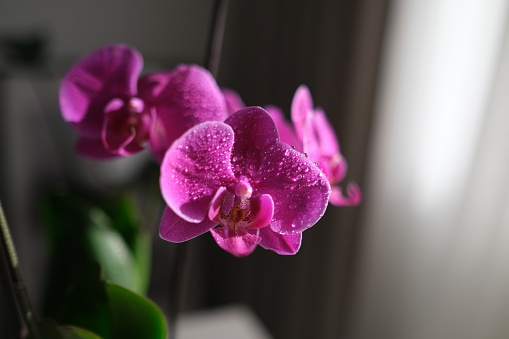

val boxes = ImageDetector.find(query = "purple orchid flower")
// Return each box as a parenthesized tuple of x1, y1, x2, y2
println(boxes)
(291, 86, 361, 206)
(60, 44, 228, 161)
(220, 87, 361, 206)
(159, 107, 331, 257)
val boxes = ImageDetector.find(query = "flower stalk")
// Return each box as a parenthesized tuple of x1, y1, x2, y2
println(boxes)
(0, 201, 40, 339)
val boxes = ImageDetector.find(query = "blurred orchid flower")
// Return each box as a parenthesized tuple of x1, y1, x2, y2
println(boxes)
(291, 85, 361, 206)
(159, 107, 331, 256)
(60, 44, 227, 161)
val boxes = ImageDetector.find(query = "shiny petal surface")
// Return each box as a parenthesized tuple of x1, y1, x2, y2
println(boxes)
(254, 142, 331, 234)
(60, 45, 142, 138)
(225, 107, 279, 178)
(291, 85, 313, 141)
(225, 107, 331, 234)
(160, 207, 216, 242)
(329, 183, 362, 206)
(140, 65, 228, 162)
(258, 228, 302, 255)
(210, 227, 261, 257)
(222, 88, 245, 115)
(160, 121, 236, 223)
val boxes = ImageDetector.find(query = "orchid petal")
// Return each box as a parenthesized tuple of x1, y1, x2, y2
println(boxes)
(258, 228, 302, 255)
(160, 121, 236, 223)
(225, 107, 330, 234)
(255, 142, 331, 234)
(311, 108, 340, 156)
(160, 207, 216, 242)
(60, 45, 142, 138)
(222, 88, 245, 115)
(140, 65, 228, 162)
(291, 85, 313, 141)
(224, 107, 279, 178)
(245, 194, 274, 230)
(210, 227, 261, 257)
(265, 105, 301, 151)
(329, 183, 362, 206)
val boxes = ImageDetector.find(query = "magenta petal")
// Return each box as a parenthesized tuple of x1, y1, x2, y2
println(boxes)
(140, 65, 229, 162)
(210, 227, 261, 257)
(160, 121, 236, 223)
(329, 183, 362, 206)
(310, 108, 340, 156)
(224, 107, 280, 177)
(291, 85, 313, 141)
(208, 187, 232, 222)
(258, 228, 302, 255)
(255, 142, 331, 234)
(60, 45, 143, 138)
(160, 207, 216, 242)
(246, 194, 274, 230)
(265, 105, 301, 151)
(222, 88, 246, 115)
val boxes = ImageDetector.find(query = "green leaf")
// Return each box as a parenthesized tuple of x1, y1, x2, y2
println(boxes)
(85, 208, 138, 292)
(106, 283, 167, 339)
(39, 185, 151, 317)
(58, 264, 111, 339)
(55, 265, 167, 339)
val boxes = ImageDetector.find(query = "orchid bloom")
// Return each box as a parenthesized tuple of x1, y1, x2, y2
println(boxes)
(159, 107, 331, 256)
(221, 87, 361, 206)
(291, 86, 361, 206)
(60, 44, 227, 161)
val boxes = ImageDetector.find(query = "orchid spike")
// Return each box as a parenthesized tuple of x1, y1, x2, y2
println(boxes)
(60, 45, 228, 161)
(159, 107, 331, 256)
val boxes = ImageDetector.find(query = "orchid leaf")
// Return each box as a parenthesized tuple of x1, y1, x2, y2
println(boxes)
(55, 264, 166, 339)
(106, 283, 167, 339)
(40, 185, 150, 319)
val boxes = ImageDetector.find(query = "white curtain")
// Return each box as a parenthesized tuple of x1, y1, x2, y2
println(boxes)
(351, 1, 509, 338)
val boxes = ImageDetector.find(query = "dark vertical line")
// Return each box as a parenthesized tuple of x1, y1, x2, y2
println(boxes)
(204, 0, 230, 78)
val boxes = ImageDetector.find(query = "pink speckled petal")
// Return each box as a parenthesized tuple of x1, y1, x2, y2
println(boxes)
(291, 85, 313, 141)
(225, 107, 331, 234)
(222, 88, 246, 115)
(258, 228, 302, 255)
(160, 121, 236, 223)
(255, 142, 331, 234)
(224, 107, 279, 178)
(140, 65, 228, 162)
(160, 207, 216, 242)
(265, 105, 301, 151)
(60, 45, 142, 138)
(329, 182, 362, 206)
(210, 227, 261, 257)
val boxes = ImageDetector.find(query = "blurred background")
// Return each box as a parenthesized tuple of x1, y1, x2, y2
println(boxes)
(1, 0, 509, 338)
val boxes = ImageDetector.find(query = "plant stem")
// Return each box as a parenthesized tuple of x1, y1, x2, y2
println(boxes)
(0, 201, 40, 339)
(204, 0, 230, 78)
